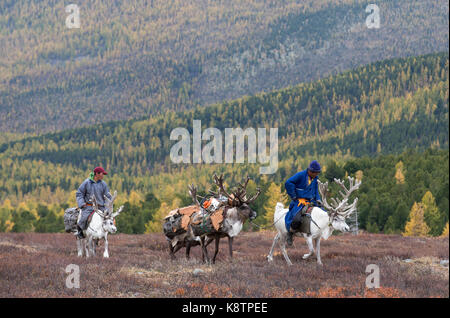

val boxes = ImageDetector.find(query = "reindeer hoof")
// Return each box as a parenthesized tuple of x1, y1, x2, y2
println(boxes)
(302, 254, 310, 259)
(267, 256, 273, 262)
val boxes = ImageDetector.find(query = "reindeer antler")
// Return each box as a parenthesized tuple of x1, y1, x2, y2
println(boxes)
(213, 173, 261, 206)
(91, 194, 105, 218)
(318, 176, 361, 218)
(213, 173, 238, 205)
(104, 190, 117, 216)
(188, 184, 201, 206)
(235, 175, 261, 204)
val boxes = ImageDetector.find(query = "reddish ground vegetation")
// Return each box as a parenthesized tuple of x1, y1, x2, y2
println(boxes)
(0, 231, 448, 297)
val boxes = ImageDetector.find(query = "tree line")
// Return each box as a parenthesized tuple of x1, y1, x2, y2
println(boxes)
(0, 148, 448, 237)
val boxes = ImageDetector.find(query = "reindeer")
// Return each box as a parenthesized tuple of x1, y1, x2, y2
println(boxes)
(76, 191, 124, 258)
(267, 176, 361, 265)
(191, 174, 261, 264)
(163, 174, 260, 263)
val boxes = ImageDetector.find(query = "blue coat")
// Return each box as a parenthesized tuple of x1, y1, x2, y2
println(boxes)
(284, 169, 321, 231)
(285, 169, 321, 203)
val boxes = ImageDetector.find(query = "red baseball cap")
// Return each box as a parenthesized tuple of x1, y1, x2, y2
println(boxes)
(93, 166, 108, 175)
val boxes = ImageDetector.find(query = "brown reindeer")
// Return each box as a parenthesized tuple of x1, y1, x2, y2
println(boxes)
(190, 174, 261, 264)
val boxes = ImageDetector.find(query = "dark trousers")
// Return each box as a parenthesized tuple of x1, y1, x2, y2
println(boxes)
(290, 206, 305, 231)
(77, 206, 94, 230)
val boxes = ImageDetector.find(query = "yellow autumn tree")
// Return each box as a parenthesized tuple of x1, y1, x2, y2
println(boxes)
(403, 202, 430, 237)
(2, 199, 13, 210)
(441, 222, 449, 237)
(263, 182, 289, 225)
(355, 170, 363, 181)
(128, 190, 143, 206)
(395, 161, 405, 184)
(145, 198, 181, 233)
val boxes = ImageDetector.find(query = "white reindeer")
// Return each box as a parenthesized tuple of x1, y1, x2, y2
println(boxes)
(267, 176, 361, 265)
(76, 191, 124, 258)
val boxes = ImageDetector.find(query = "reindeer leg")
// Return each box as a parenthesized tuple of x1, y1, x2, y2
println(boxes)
(228, 236, 234, 261)
(267, 232, 280, 262)
(200, 237, 210, 264)
(172, 242, 183, 254)
(303, 235, 315, 260)
(88, 236, 95, 257)
(103, 234, 109, 258)
(185, 241, 191, 260)
(76, 238, 83, 257)
(84, 238, 90, 258)
(92, 237, 97, 256)
(278, 234, 293, 266)
(212, 234, 220, 264)
(205, 236, 214, 247)
(168, 240, 176, 260)
(315, 236, 322, 265)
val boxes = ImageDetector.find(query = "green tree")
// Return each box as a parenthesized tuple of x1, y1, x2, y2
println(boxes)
(422, 191, 442, 236)
(324, 160, 345, 182)
(11, 210, 36, 232)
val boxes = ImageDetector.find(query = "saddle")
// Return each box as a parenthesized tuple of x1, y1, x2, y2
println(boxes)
(298, 205, 314, 234)
(86, 209, 96, 225)
(291, 204, 314, 235)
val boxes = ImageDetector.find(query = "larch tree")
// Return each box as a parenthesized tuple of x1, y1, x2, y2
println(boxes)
(441, 222, 449, 237)
(263, 182, 289, 225)
(395, 161, 405, 184)
(403, 202, 430, 237)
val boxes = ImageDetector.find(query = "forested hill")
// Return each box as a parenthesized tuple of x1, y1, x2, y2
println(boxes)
(0, 0, 448, 133)
(0, 52, 448, 204)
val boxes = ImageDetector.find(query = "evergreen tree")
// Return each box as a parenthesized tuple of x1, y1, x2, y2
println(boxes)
(422, 191, 442, 236)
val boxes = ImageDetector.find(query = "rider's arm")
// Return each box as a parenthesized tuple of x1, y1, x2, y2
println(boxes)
(76, 180, 87, 208)
(103, 182, 112, 201)
(285, 171, 305, 201)
(314, 179, 321, 204)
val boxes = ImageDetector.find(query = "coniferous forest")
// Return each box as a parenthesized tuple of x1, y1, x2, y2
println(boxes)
(0, 52, 448, 236)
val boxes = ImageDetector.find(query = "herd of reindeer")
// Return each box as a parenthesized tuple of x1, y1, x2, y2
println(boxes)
(70, 173, 361, 266)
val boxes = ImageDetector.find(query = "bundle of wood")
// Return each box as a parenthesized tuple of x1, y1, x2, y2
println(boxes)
(190, 206, 227, 236)
(163, 205, 200, 239)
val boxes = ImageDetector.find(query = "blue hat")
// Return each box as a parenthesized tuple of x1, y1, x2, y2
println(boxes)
(308, 160, 321, 173)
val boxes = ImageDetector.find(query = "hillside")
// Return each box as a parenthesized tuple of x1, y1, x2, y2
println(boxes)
(0, 232, 448, 297)
(0, 53, 448, 236)
(0, 52, 447, 189)
(0, 0, 448, 133)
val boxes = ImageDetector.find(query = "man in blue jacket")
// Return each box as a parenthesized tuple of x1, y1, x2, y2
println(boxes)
(74, 166, 112, 238)
(284, 160, 322, 246)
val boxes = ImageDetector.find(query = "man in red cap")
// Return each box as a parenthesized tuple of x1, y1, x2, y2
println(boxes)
(74, 166, 112, 238)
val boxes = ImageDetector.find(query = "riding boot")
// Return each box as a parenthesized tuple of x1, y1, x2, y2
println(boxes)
(74, 225, 85, 239)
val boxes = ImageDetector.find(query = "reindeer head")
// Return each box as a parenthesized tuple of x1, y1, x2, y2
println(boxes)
(212, 174, 261, 221)
(318, 176, 361, 233)
(91, 191, 124, 234)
